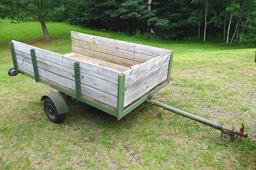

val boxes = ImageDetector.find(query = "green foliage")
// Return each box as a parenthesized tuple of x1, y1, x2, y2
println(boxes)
(6, 0, 65, 21)
(1, 0, 256, 45)
(225, 2, 240, 16)
(0, 0, 11, 18)
(239, 0, 256, 46)
(2, 0, 67, 40)
(241, 12, 256, 46)
(151, 0, 191, 39)
(111, 0, 153, 34)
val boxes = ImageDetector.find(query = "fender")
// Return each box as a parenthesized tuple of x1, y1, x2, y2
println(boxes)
(41, 91, 68, 115)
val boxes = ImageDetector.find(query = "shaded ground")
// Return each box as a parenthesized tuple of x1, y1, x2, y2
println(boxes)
(0, 20, 255, 169)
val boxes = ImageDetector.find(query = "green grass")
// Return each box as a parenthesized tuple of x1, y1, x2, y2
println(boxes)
(0, 20, 256, 169)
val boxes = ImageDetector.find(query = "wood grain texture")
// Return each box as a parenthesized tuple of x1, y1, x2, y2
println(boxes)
(72, 44, 139, 67)
(72, 38, 152, 64)
(71, 31, 169, 57)
(64, 52, 130, 72)
(16, 52, 118, 96)
(124, 53, 170, 83)
(12, 40, 119, 83)
(123, 53, 171, 107)
(13, 41, 118, 107)
(17, 58, 117, 107)
(124, 70, 168, 107)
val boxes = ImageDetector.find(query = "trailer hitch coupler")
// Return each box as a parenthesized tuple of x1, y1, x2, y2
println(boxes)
(221, 124, 248, 140)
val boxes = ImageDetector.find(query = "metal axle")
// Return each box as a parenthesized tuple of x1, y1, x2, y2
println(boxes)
(148, 99, 248, 139)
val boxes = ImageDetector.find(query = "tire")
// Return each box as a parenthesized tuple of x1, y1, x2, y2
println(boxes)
(43, 97, 65, 123)
(8, 68, 18, 76)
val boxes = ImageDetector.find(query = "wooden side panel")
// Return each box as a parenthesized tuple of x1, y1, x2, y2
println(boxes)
(124, 52, 171, 107)
(71, 31, 167, 57)
(72, 39, 152, 63)
(125, 52, 170, 83)
(63, 52, 130, 72)
(71, 31, 169, 64)
(72, 43, 139, 67)
(12, 40, 120, 83)
(12, 40, 118, 108)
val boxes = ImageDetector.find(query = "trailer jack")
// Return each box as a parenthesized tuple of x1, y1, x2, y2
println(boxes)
(148, 99, 248, 140)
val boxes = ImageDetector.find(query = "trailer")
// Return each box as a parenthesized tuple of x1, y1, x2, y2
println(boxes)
(8, 31, 247, 139)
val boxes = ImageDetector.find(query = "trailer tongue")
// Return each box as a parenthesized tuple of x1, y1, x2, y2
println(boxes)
(148, 99, 248, 140)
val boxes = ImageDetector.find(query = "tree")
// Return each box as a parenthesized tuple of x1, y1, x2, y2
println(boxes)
(7, 0, 66, 41)
(147, 0, 155, 34)
(225, 1, 240, 43)
(111, 0, 153, 35)
(42, 0, 256, 45)
(152, 0, 191, 39)
(192, 0, 210, 42)
(0, 0, 11, 18)
(239, 0, 256, 45)
(0, 2, 5, 18)
(202, 0, 209, 42)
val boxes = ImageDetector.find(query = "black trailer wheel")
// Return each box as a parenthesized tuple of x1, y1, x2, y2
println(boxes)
(43, 97, 65, 123)
(8, 68, 18, 76)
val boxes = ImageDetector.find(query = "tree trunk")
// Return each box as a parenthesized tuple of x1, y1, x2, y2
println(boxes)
(40, 17, 50, 41)
(203, 5, 208, 42)
(148, 0, 152, 11)
(226, 14, 233, 44)
(148, 0, 154, 34)
(198, 6, 202, 39)
(235, 18, 241, 42)
(239, 21, 246, 42)
(231, 16, 241, 43)
(223, 15, 227, 42)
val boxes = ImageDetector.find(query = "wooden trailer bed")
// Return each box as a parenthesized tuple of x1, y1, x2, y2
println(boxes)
(10, 31, 173, 119)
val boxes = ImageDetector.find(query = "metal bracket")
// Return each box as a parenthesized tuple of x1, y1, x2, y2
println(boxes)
(167, 52, 174, 82)
(30, 49, 40, 82)
(74, 62, 81, 101)
(117, 74, 125, 116)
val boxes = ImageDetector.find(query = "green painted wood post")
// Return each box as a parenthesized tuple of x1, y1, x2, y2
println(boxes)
(167, 52, 174, 82)
(117, 74, 125, 116)
(10, 42, 19, 71)
(74, 62, 81, 101)
(30, 49, 40, 82)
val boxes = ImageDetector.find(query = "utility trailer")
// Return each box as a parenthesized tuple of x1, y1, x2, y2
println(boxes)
(8, 31, 247, 139)
(9, 31, 172, 121)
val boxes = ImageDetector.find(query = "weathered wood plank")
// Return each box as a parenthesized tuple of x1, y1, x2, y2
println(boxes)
(17, 59, 117, 107)
(72, 45, 139, 67)
(71, 31, 169, 57)
(124, 53, 170, 83)
(12, 40, 119, 83)
(16, 52, 118, 96)
(123, 52, 171, 107)
(125, 62, 169, 89)
(64, 52, 130, 72)
(72, 38, 153, 63)
(124, 70, 168, 107)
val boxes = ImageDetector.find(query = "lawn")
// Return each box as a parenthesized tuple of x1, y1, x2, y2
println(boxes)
(0, 20, 255, 169)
